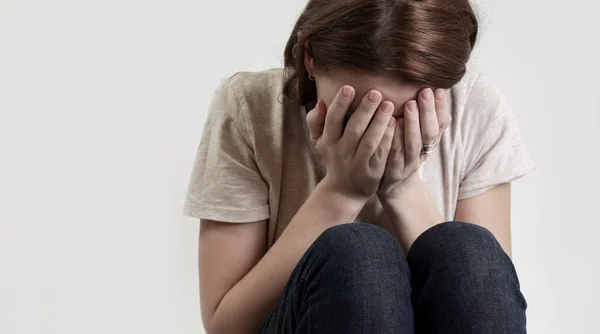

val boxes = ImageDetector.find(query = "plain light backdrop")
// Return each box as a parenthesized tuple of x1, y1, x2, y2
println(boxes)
(1, 0, 598, 333)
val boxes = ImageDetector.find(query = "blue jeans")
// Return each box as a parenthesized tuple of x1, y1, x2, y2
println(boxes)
(259, 222, 527, 333)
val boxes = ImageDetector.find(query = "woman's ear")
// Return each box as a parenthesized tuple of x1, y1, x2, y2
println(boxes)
(303, 41, 315, 77)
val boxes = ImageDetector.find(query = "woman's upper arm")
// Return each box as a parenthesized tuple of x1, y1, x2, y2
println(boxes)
(453, 75, 535, 257)
(198, 219, 267, 328)
(454, 183, 512, 256)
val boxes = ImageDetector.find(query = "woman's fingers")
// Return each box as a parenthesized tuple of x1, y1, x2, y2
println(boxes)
(342, 90, 383, 151)
(306, 100, 327, 145)
(384, 117, 405, 172)
(404, 100, 422, 167)
(392, 118, 405, 159)
(372, 115, 395, 167)
(323, 85, 355, 142)
(356, 101, 394, 159)
(418, 88, 439, 147)
(434, 89, 452, 133)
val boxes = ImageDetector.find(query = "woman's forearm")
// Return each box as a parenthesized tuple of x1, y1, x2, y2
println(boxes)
(378, 174, 445, 253)
(207, 182, 365, 334)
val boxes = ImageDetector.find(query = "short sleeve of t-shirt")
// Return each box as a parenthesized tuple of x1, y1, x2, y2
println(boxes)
(458, 77, 534, 199)
(183, 77, 270, 222)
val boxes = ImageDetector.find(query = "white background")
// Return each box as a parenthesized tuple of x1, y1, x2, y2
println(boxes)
(1, 0, 598, 333)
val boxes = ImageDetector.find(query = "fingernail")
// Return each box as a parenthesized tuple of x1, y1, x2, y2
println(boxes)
(388, 117, 396, 127)
(381, 101, 393, 113)
(343, 86, 354, 97)
(368, 90, 382, 103)
(435, 89, 445, 100)
(407, 100, 417, 113)
(421, 88, 433, 100)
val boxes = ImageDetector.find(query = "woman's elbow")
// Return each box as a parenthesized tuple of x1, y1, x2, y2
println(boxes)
(203, 311, 256, 334)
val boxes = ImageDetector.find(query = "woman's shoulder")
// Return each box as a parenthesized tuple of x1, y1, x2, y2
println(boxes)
(209, 68, 293, 147)
(452, 66, 504, 108)
(450, 66, 512, 129)
(447, 66, 534, 194)
(218, 68, 288, 108)
(213, 68, 290, 128)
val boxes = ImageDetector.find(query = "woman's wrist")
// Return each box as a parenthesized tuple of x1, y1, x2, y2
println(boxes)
(377, 173, 444, 252)
(377, 173, 422, 205)
(309, 180, 368, 227)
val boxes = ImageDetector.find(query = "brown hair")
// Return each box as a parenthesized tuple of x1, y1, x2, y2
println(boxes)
(283, 0, 478, 106)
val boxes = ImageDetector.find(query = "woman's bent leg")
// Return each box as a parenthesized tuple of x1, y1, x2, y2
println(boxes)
(408, 222, 527, 334)
(259, 223, 414, 334)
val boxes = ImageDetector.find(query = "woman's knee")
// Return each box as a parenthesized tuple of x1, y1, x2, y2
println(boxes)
(409, 221, 513, 273)
(297, 224, 413, 330)
(409, 222, 526, 321)
(437, 221, 504, 257)
(313, 223, 408, 276)
(319, 223, 399, 257)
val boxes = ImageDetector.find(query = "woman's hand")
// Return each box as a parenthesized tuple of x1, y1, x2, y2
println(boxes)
(378, 88, 451, 198)
(306, 86, 395, 203)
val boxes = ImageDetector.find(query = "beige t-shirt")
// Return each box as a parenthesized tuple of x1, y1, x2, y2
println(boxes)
(184, 68, 534, 247)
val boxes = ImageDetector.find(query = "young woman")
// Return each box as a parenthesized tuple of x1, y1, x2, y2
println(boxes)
(184, 0, 533, 333)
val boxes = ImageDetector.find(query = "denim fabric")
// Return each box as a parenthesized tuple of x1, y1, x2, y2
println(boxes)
(259, 222, 527, 334)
